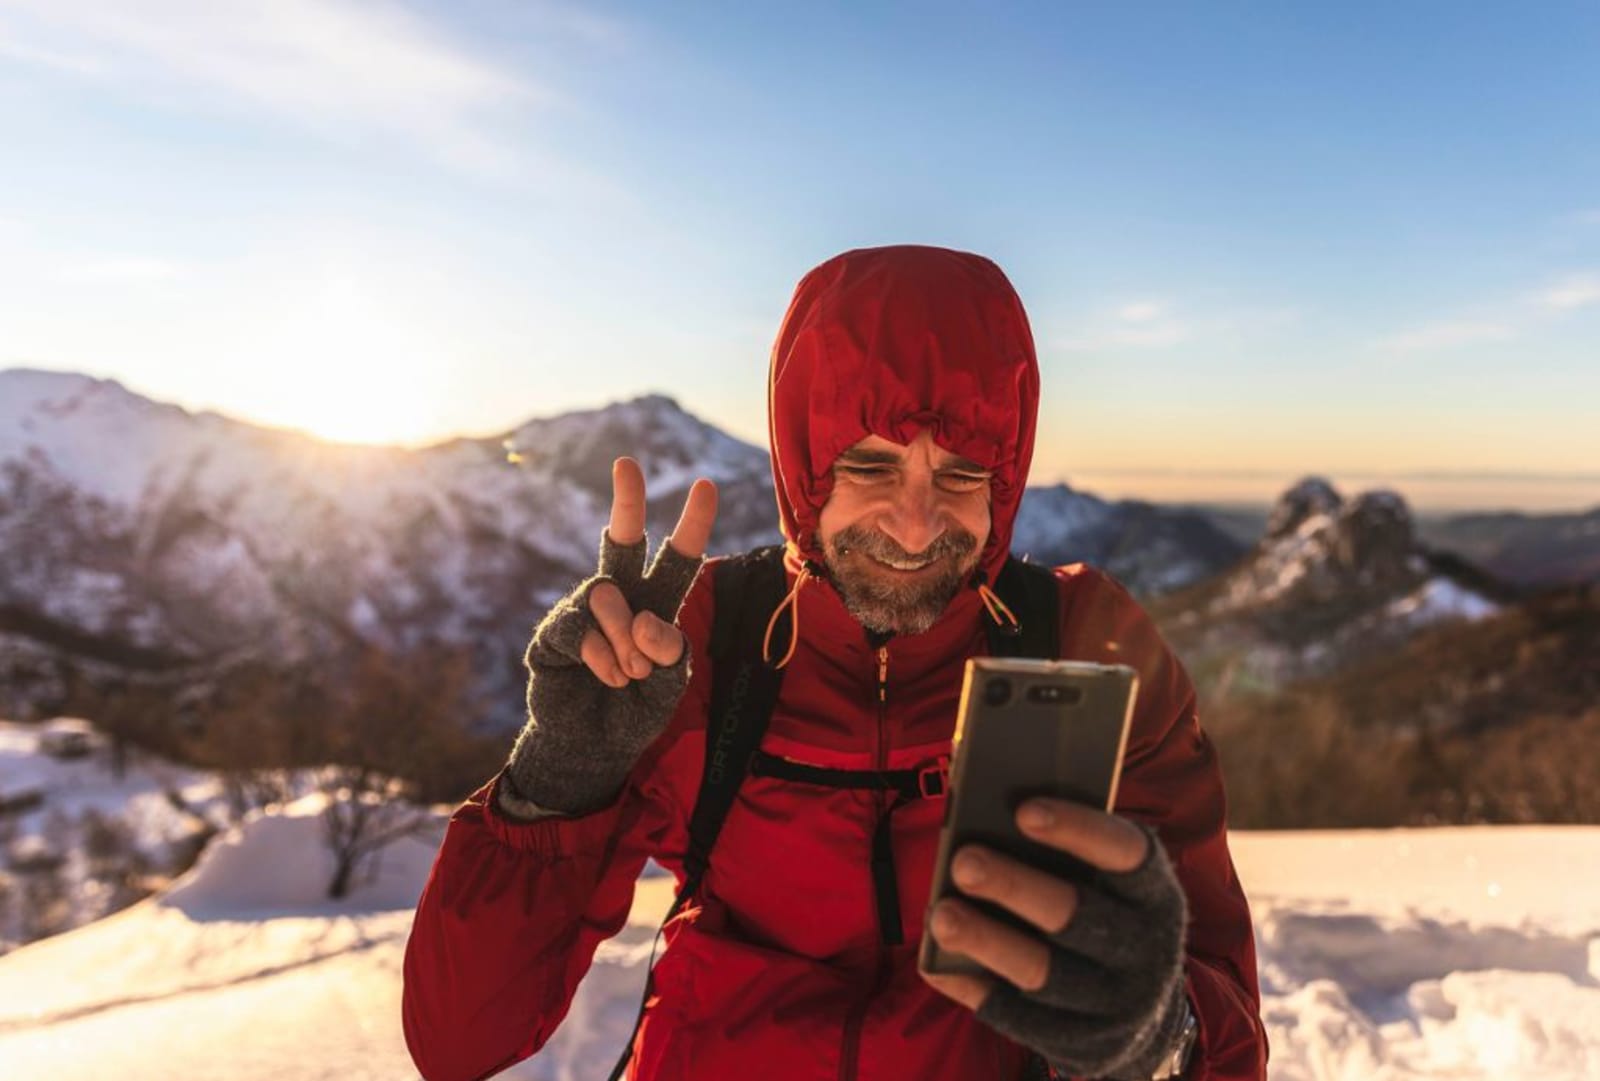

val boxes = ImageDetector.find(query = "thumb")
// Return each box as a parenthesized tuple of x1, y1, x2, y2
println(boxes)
(633, 611, 686, 668)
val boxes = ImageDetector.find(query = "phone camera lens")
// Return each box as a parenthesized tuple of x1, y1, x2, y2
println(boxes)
(983, 678, 1013, 706)
(1026, 684, 1083, 705)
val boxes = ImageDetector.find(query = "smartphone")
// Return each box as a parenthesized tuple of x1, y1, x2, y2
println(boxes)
(919, 658, 1139, 977)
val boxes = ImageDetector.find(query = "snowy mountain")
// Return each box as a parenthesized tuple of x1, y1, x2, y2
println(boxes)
(1152, 477, 1512, 688)
(1012, 483, 1244, 593)
(0, 367, 1237, 729)
(0, 369, 781, 727)
(0, 787, 1595, 1081)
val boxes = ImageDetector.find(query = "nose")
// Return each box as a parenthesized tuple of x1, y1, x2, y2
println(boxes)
(877, 479, 945, 555)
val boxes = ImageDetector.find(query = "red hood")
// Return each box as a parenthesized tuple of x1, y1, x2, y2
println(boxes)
(766, 245, 1040, 584)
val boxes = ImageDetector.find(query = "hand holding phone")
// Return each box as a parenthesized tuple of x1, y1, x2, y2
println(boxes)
(916, 660, 1197, 1080)
(920, 658, 1138, 977)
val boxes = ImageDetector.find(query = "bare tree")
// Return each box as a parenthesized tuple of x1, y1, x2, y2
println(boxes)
(314, 643, 491, 900)
(320, 772, 434, 900)
(162, 638, 498, 900)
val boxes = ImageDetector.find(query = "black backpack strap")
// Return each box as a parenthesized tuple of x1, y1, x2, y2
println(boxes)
(608, 544, 790, 1081)
(986, 556, 1060, 660)
(683, 544, 791, 894)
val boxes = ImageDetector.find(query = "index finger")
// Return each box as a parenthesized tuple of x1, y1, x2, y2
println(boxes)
(665, 477, 718, 559)
(608, 457, 647, 546)
(1015, 800, 1149, 874)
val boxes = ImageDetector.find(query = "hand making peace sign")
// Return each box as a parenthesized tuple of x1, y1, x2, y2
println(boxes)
(502, 458, 718, 817)
(579, 457, 719, 685)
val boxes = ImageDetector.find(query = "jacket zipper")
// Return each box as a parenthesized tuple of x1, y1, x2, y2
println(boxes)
(839, 645, 893, 1081)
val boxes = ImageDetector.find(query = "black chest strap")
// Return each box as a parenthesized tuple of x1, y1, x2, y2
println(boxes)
(751, 748, 950, 946)
(681, 545, 792, 904)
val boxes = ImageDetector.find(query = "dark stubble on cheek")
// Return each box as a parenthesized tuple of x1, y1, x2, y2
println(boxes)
(823, 524, 980, 636)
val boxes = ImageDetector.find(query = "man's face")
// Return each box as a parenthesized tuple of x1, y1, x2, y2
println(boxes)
(815, 428, 993, 636)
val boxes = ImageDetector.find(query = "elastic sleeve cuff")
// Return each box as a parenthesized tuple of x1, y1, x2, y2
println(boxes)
(475, 767, 630, 859)
(494, 776, 566, 822)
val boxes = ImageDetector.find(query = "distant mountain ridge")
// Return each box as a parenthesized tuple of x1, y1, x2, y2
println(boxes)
(0, 368, 1241, 726)
(1415, 507, 1600, 588)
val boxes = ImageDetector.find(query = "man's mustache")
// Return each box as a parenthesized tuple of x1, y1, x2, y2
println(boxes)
(832, 525, 978, 565)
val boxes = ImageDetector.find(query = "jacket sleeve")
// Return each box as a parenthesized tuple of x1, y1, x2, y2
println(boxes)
(400, 574, 713, 1081)
(1057, 567, 1269, 1081)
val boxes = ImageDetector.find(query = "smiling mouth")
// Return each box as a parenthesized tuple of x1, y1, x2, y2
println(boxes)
(867, 554, 937, 574)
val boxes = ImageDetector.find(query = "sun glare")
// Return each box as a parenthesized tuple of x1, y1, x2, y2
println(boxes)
(234, 270, 459, 447)
(276, 366, 443, 446)
(242, 350, 450, 447)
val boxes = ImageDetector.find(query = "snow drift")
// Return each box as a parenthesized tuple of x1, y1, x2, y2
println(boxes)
(0, 796, 1596, 1080)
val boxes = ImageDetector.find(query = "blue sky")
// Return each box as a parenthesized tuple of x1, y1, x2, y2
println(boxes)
(0, 1, 1596, 509)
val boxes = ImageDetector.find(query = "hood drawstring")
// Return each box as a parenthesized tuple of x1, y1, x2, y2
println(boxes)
(974, 572, 1021, 636)
(763, 548, 823, 669)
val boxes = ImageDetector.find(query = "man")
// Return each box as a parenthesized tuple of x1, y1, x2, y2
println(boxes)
(403, 246, 1267, 1080)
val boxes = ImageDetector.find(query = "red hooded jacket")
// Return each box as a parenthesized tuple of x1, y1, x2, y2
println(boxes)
(403, 246, 1268, 1081)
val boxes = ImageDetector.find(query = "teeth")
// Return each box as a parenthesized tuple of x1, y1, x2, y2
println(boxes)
(874, 556, 932, 571)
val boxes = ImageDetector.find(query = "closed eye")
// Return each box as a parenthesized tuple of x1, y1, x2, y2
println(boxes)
(837, 465, 894, 481)
(936, 471, 991, 493)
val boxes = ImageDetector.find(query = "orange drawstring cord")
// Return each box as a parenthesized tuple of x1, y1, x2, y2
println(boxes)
(976, 581, 1019, 634)
(763, 551, 816, 669)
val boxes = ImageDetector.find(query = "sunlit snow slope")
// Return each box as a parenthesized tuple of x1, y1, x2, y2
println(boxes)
(0, 800, 1595, 1081)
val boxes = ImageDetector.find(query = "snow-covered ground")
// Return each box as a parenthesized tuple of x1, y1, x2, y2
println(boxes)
(1237, 830, 1600, 1081)
(0, 798, 1595, 1081)
(0, 719, 235, 950)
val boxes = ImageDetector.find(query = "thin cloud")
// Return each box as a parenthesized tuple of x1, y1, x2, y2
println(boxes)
(1061, 319, 1191, 352)
(1380, 267, 1600, 352)
(0, 34, 102, 74)
(1377, 321, 1515, 352)
(0, 0, 551, 178)
(1116, 301, 1166, 324)
(1060, 300, 1297, 352)
(1537, 273, 1600, 311)
(54, 255, 182, 282)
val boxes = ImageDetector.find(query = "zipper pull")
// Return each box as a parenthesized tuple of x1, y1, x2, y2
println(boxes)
(877, 646, 889, 702)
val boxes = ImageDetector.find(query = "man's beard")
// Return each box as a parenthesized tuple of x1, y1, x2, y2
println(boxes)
(822, 524, 981, 636)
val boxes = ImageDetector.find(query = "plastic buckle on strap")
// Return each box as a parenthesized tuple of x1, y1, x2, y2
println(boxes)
(917, 756, 951, 799)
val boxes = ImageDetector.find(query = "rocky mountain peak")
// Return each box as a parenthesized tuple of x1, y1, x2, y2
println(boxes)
(500, 393, 758, 497)
(1213, 480, 1426, 614)
(1266, 476, 1343, 539)
(1330, 489, 1416, 583)
(1157, 480, 1505, 693)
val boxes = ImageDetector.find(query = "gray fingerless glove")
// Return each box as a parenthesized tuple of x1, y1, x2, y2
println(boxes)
(976, 826, 1191, 1080)
(501, 529, 705, 817)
